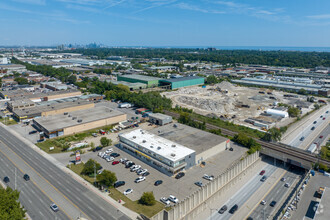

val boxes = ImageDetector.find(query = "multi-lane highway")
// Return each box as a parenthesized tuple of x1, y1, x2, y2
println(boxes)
(0, 125, 130, 220)
(289, 109, 329, 149)
(247, 169, 303, 220)
(0, 149, 69, 220)
(208, 164, 278, 220)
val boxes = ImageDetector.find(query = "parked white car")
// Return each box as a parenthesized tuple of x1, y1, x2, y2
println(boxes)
(203, 174, 214, 181)
(123, 189, 133, 195)
(169, 195, 179, 203)
(131, 165, 141, 172)
(98, 152, 104, 157)
(105, 148, 113, 154)
(135, 176, 146, 183)
(160, 197, 170, 205)
(106, 157, 115, 162)
(137, 169, 148, 175)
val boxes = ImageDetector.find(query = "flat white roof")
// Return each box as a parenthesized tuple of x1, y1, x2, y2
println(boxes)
(119, 129, 195, 162)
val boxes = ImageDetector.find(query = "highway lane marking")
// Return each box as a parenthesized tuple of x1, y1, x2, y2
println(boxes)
(244, 169, 287, 219)
(0, 145, 73, 220)
(0, 138, 92, 220)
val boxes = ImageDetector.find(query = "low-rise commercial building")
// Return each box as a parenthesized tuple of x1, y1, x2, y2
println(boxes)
(13, 100, 94, 121)
(160, 76, 205, 89)
(0, 89, 81, 101)
(149, 113, 172, 125)
(106, 80, 147, 90)
(118, 123, 229, 175)
(33, 106, 126, 138)
(117, 75, 162, 87)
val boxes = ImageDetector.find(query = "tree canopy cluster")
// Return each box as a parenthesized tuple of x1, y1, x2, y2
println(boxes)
(232, 133, 261, 154)
(100, 137, 111, 147)
(11, 57, 73, 83)
(63, 48, 330, 68)
(96, 170, 117, 187)
(81, 159, 102, 176)
(139, 192, 156, 206)
(0, 187, 26, 220)
(178, 112, 206, 130)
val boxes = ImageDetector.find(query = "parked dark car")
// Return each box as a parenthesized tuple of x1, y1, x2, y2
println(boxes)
(110, 153, 120, 157)
(125, 162, 135, 168)
(114, 181, 125, 188)
(311, 126, 315, 130)
(23, 174, 30, 181)
(142, 171, 150, 176)
(154, 180, 163, 186)
(218, 205, 227, 214)
(229, 204, 238, 214)
(3, 176, 10, 183)
(93, 146, 102, 152)
(175, 172, 185, 179)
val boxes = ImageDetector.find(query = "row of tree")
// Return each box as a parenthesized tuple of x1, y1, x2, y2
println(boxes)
(62, 48, 330, 68)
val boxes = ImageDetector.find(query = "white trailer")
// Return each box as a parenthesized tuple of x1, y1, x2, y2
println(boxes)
(118, 103, 132, 108)
(307, 143, 318, 154)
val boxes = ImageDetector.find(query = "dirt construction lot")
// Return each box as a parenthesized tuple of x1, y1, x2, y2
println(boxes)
(162, 82, 312, 127)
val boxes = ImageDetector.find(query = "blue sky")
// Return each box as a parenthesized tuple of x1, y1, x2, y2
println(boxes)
(1, 0, 330, 47)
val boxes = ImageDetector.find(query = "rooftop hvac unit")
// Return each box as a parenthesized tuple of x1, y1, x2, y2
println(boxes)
(172, 144, 176, 148)
(173, 124, 177, 128)
(142, 140, 146, 143)
(133, 136, 136, 139)
(150, 146, 154, 148)
(72, 117, 77, 120)
(68, 115, 72, 117)
(171, 153, 176, 157)
(64, 112, 68, 115)
(157, 147, 161, 150)
(77, 119, 82, 123)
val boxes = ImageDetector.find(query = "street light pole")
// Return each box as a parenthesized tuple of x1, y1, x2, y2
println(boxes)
(94, 163, 96, 185)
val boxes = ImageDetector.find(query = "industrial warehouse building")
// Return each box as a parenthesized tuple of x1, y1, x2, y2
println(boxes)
(118, 123, 229, 175)
(117, 75, 162, 87)
(149, 113, 172, 125)
(106, 80, 147, 90)
(0, 89, 82, 101)
(13, 100, 94, 121)
(33, 106, 126, 138)
(160, 76, 205, 89)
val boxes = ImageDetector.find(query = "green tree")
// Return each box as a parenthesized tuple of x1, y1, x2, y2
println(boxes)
(267, 127, 282, 142)
(100, 137, 111, 147)
(288, 106, 300, 117)
(81, 159, 101, 176)
(67, 75, 77, 84)
(0, 187, 26, 219)
(314, 104, 320, 110)
(298, 88, 307, 95)
(14, 77, 28, 85)
(90, 142, 95, 151)
(139, 192, 156, 206)
(96, 170, 117, 187)
(206, 75, 218, 84)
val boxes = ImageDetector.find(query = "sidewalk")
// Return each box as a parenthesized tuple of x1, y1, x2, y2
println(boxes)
(0, 123, 138, 220)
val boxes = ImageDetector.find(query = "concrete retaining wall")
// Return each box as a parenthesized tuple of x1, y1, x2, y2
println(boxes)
(151, 152, 260, 220)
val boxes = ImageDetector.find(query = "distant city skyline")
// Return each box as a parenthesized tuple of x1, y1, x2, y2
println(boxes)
(1, 0, 330, 47)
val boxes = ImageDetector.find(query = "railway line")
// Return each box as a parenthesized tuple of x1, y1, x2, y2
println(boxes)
(164, 110, 330, 167)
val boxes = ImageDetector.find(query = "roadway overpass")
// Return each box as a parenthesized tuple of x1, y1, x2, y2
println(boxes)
(164, 110, 330, 170)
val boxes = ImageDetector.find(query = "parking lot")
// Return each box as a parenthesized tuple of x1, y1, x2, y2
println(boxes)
(52, 130, 248, 205)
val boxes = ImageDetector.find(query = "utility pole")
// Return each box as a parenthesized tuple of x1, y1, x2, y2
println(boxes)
(94, 162, 96, 185)
(14, 168, 16, 189)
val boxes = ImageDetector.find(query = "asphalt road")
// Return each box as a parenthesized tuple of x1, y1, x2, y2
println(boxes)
(289, 109, 329, 148)
(0, 149, 69, 220)
(208, 164, 278, 220)
(247, 169, 302, 220)
(311, 124, 330, 147)
(0, 126, 130, 220)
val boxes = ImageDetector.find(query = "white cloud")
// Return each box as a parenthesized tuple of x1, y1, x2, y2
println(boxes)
(11, 0, 46, 5)
(307, 14, 330, 20)
(175, 3, 225, 14)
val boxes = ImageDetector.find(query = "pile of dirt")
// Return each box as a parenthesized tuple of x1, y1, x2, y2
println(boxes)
(215, 81, 235, 91)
